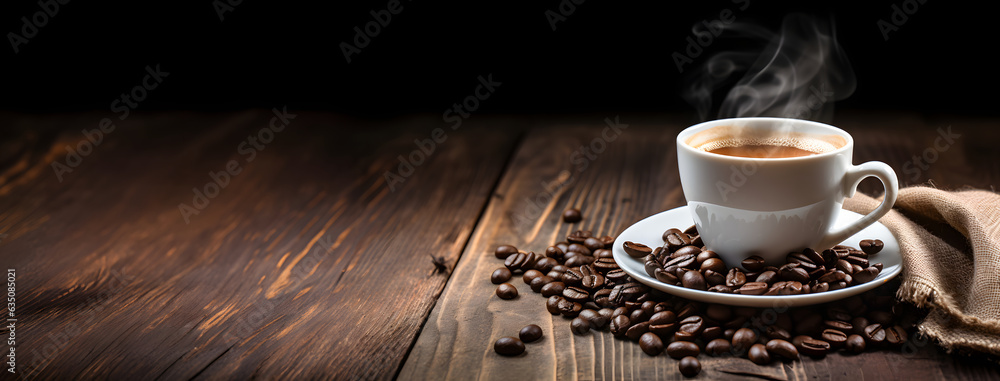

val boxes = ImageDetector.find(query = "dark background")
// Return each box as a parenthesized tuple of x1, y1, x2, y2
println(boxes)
(1, 0, 995, 118)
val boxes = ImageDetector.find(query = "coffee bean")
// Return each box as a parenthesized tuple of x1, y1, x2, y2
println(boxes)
(605, 269, 629, 283)
(846, 334, 866, 353)
(741, 255, 765, 272)
(725, 268, 747, 288)
(623, 241, 653, 258)
(546, 296, 564, 315)
(846, 255, 869, 267)
(704, 338, 731, 356)
(494, 245, 518, 259)
(765, 339, 799, 360)
(860, 239, 884, 255)
(677, 315, 704, 338)
(599, 235, 615, 249)
(496, 283, 518, 299)
(700, 257, 726, 274)
(522, 269, 543, 284)
(561, 268, 583, 286)
(654, 268, 679, 285)
(765, 325, 792, 341)
(567, 243, 592, 256)
(798, 337, 831, 357)
(732, 328, 758, 353)
(703, 269, 726, 286)
(535, 257, 559, 273)
(708, 285, 734, 293)
(778, 263, 810, 283)
(679, 356, 701, 377)
(662, 228, 683, 242)
(558, 298, 583, 318)
(541, 281, 566, 297)
(564, 255, 594, 268)
(755, 271, 778, 284)
(749, 343, 771, 365)
(610, 315, 631, 337)
(824, 319, 853, 333)
(626, 321, 650, 341)
(562, 287, 590, 303)
(630, 308, 652, 323)
(567, 230, 591, 244)
(695, 249, 717, 263)
(579, 309, 609, 328)
(853, 266, 880, 284)
(494, 336, 525, 356)
(681, 270, 707, 290)
(873, 262, 883, 272)
(491, 268, 512, 284)
(580, 272, 605, 290)
(530, 276, 554, 293)
(821, 329, 848, 349)
(544, 245, 565, 260)
(737, 282, 768, 295)
(593, 257, 619, 273)
(663, 230, 692, 251)
(817, 270, 847, 284)
(639, 332, 664, 356)
(571, 317, 591, 335)
(673, 245, 701, 259)
(665, 254, 697, 270)
(667, 340, 700, 359)
(562, 208, 582, 223)
(519, 324, 543, 343)
(885, 325, 908, 346)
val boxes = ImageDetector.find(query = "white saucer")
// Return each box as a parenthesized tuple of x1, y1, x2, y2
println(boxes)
(612, 206, 902, 307)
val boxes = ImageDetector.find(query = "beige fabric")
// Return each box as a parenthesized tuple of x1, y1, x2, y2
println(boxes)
(844, 187, 1000, 356)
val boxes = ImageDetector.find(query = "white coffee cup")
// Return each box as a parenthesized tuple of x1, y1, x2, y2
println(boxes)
(676, 117, 898, 267)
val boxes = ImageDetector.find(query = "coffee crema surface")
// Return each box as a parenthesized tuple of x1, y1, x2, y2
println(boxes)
(687, 124, 847, 159)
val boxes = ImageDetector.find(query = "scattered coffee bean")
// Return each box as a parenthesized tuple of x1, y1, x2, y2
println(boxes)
(541, 281, 566, 297)
(766, 339, 799, 360)
(519, 324, 543, 343)
(562, 208, 582, 223)
(610, 315, 631, 337)
(864, 323, 886, 344)
(494, 245, 518, 259)
(679, 356, 701, 377)
(639, 332, 664, 356)
(798, 337, 831, 357)
(491, 268, 512, 284)
(749, 343, 771, 365)
(530, 276, 554, 293)
(705, 338, 732, 356)
(496, 283, 518, 299)
(667, 340, 700, 359)
(732, 328, 758, 353)
(522, 269, 543, 284)
(821, 329, 848, 349)
(571, 317, 591, 335)
(494, 337, 525, 356)
(846, 334, 866, 353)
(860, 239, 884, 255)
(623, 241, 653, 258)
(885, 325, 908, 346)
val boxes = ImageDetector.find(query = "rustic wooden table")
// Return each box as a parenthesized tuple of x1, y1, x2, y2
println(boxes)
(2, 110, 998, 380)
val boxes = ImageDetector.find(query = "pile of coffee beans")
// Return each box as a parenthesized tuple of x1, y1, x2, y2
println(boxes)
(490, 230, 916, 378)
(628, 226, 885, 295)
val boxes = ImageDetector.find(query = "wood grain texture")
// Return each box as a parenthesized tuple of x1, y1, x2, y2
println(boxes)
(400, 113, 1000, 380)
(0, 111, 519, 379)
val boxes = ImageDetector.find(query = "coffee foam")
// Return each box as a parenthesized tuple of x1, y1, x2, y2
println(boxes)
(686, 124, 846, 155)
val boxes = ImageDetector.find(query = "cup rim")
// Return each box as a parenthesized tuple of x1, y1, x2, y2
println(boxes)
(676, 117, 854, 161)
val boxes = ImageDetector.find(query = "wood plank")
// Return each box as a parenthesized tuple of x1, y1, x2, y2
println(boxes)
(0, 111, 520, 379)
(400, 113, 1000, 380)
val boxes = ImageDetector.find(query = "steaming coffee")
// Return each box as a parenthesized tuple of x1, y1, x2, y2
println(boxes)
(686, 124, 846, 159)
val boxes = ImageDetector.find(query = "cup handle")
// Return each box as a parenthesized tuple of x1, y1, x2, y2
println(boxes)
(816, 161, 899, 250)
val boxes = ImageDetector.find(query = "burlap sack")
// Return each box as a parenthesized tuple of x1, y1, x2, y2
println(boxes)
(844, 186, 1000, 356)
